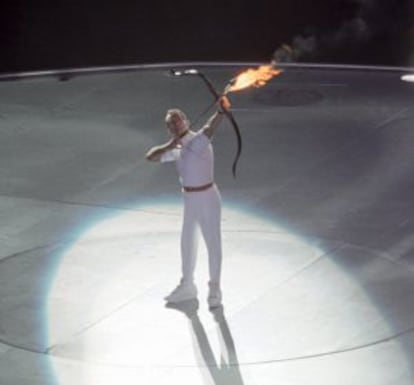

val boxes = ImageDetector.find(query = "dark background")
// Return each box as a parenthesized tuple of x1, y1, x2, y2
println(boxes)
(0, 0, 413, 73)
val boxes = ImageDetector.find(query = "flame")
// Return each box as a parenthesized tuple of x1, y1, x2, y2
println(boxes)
(226, 65, 282, 93)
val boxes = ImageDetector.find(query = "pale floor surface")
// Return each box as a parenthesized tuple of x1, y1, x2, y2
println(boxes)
(0, 64, 413, 384)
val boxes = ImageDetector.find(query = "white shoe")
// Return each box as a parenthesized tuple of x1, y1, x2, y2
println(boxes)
(207, 281, 222, 308)
(164, 280, 197, 303)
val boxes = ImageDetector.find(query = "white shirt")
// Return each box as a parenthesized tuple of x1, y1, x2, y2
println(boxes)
(161, 130, 214, 187)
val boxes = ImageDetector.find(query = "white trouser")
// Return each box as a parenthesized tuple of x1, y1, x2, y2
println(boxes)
(181, 184, 222, 285)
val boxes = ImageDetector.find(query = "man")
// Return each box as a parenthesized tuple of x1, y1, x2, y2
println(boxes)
(146, 98, 230, 308)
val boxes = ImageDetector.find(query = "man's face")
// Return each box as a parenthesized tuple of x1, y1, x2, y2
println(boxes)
(166, 113, 187, 137)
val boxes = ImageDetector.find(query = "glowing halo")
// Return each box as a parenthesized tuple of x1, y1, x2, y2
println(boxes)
(46, 201, 411, 385)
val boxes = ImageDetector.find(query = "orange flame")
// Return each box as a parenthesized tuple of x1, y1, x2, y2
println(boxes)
(226, 65, 282, 93)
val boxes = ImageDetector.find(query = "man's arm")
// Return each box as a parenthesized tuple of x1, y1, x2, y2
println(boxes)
(200, 111, 224, 139)
(145, 137, 178, 162)
(201, 96, 231, 139)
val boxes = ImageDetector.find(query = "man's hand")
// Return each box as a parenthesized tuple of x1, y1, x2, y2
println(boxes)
(146, 136, 180, 162)
(166, 136, 180, 149)
(219, 96, 231, 112)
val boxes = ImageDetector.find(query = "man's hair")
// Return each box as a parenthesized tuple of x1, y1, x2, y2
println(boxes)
(165, 108, 189, 124)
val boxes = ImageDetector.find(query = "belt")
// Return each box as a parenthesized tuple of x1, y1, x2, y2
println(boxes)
(182, 182, 214, 192)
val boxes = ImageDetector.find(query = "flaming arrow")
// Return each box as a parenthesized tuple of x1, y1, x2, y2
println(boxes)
(170, 68, 242, 178)
(171, 65, 283, 177)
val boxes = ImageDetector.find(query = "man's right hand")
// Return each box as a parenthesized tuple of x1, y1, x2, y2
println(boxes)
(146, 136, 179, 162)
(167, 136, 180, 149)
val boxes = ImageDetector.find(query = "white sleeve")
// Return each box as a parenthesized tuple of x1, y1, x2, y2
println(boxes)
(160, 148, 180, 163)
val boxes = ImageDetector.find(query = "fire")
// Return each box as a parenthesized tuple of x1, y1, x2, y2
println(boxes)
(226, 64, 282, 93)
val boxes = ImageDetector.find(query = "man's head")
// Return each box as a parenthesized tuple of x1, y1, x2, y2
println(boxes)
(165, 109, 189, 137)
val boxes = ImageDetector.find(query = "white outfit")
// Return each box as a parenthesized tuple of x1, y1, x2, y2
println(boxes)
(161, 130, 222, 285)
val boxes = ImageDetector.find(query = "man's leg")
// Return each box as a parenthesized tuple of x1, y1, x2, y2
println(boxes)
(199, 188, 223, 307)
(165, 195, 198, 303)
(181, 196, 199, 283)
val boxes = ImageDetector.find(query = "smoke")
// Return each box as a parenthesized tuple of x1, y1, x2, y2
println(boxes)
(273, 34, 318, 63)
(273, 0, 411, 64)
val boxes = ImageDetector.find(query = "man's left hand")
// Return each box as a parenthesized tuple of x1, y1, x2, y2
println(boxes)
(219, 96, 231, 112)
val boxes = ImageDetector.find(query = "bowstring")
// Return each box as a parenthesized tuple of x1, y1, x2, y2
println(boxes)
(189, 99, 218, 130)
(173, 99, 219, 163)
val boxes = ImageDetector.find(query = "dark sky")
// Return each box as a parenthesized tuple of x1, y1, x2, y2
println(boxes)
(0, 0, 412, 73)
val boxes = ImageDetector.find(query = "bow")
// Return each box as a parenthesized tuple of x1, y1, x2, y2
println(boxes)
(171, 68, 242, 178)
